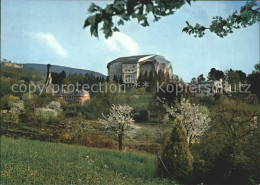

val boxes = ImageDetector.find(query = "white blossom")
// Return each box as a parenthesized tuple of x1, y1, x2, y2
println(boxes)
(100, 104, 135, 136)
(165, 98, 211, 142)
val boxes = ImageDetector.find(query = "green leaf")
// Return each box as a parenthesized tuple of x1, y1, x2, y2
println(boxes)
(118, 19, 124, 25)
(182, 27, 189, 33)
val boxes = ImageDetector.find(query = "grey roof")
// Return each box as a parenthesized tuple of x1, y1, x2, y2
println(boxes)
(107, 54, 171, 68)
(75, 90, 90, 97)
(57, 90, 90, 97)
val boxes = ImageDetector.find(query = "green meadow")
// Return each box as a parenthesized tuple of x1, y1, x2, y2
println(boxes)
(1, 137, 177, 184)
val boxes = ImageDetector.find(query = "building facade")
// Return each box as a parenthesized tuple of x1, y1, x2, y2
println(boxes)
(107, 55, 173, 84)
(57, 90, 90, 105)
(192, 79, 231, 96)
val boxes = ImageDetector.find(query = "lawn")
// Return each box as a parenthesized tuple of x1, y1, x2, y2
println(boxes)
(1, 137, 177, 184)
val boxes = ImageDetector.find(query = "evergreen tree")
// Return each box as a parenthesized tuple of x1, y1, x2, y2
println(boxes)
(197, 74, 205, 82)
(148, 70, 155, 90)
(158, 118, 193, 180)
(143, 71, 148, 82)
(119, 75, 124, 84)
(208, 68, 224, 81)
(113, 75, 118, 83)
(137, 72, 143, 85)
(156, 70, 164, 83)
(165, 72, 170, 84)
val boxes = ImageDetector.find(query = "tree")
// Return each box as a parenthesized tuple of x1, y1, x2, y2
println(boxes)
(113, 74, 118, 83)
(165, 98, 211, 143)
(100, 104, 134, 150)
(84, 0, 188, 38)
(197, 74, 205, 82)
(201, 99, 259, 184)
(183, 1, 260, 38)
(208, 68, 224, 81)
(247, 62, 260, 99)
(191, 77, 197, 84)
(2, 100, 24, 136)
(236, 70, 246, 83)
(227, 69, 241, 91)
(84, 1, 259, 39)
(158, 118, 193, 180)
(253, 61, 260, 73)
(52, 71, 66, 85)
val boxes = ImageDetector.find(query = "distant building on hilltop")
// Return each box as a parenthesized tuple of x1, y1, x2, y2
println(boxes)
(191, 79, 231, 96)
(2, 61, 23, 68)
(107, 55, 173, 84)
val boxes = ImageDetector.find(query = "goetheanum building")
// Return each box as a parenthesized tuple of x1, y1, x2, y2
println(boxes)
(107, 55, 173, 84)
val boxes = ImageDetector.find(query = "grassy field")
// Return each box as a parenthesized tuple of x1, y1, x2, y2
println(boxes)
(1, 137, 177, 184)
(122, 92, 153, 111)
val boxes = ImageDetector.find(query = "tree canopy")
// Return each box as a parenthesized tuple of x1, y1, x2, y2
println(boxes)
(84, 0, 259, 38)
(84, 0, 190, 38)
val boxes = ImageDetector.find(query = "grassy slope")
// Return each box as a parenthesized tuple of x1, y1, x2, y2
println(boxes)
(1, 137, 176, 184)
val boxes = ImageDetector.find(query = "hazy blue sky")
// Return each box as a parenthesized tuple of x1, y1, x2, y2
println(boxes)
(2, 0, 259, 82)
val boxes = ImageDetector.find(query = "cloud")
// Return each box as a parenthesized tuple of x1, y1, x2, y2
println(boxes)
(34, 32, 68, 57)
(104, 32, 139, 55)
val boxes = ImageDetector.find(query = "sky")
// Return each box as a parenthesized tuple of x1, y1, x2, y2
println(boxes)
(1, 0, 259, 82)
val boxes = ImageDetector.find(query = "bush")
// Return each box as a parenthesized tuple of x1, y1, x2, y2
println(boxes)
(157, 118, 193, 181)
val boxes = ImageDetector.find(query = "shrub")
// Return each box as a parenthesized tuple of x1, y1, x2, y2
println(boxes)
(158, 118, 193, 181)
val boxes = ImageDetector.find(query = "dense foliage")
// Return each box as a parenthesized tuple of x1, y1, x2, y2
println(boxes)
(158, 118, 193, 181)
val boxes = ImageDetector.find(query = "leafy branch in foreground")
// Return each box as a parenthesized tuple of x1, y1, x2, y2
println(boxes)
(183, 1, 260, 38)
(84, 0, 191, 38)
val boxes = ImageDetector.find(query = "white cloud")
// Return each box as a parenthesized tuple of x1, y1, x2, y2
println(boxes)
(104, 32, 139, 55)
(34, 32, 68, 57)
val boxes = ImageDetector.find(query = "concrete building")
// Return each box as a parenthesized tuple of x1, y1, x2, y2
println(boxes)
(107, 55, 173, 84)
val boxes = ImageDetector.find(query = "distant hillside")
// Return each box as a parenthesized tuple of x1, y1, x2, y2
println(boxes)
(22, 63, 106, 77)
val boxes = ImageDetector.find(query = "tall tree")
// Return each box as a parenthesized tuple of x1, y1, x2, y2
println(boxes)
(197, 74, 205, 82)
(236, 70, 246, 83)
(247, 62, 260, 99)
(208, 68, 224, 81)
(158, 118, 193, 180)
(202, 99, 259, 184)
(227, 69, 241, 91)
(191, 77, 197, 84)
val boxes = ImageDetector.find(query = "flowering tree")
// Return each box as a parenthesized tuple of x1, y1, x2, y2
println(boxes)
(100, 104, 134, 150)
(165, 98, 211, 143)
(34, 101, 62, 122)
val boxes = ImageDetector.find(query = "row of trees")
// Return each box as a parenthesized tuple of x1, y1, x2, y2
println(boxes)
(191, 67, 247, 83)
(191, 62, 260, 99)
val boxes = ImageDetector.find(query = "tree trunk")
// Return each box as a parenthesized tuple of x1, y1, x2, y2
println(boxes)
(118, 134, 123, 151)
